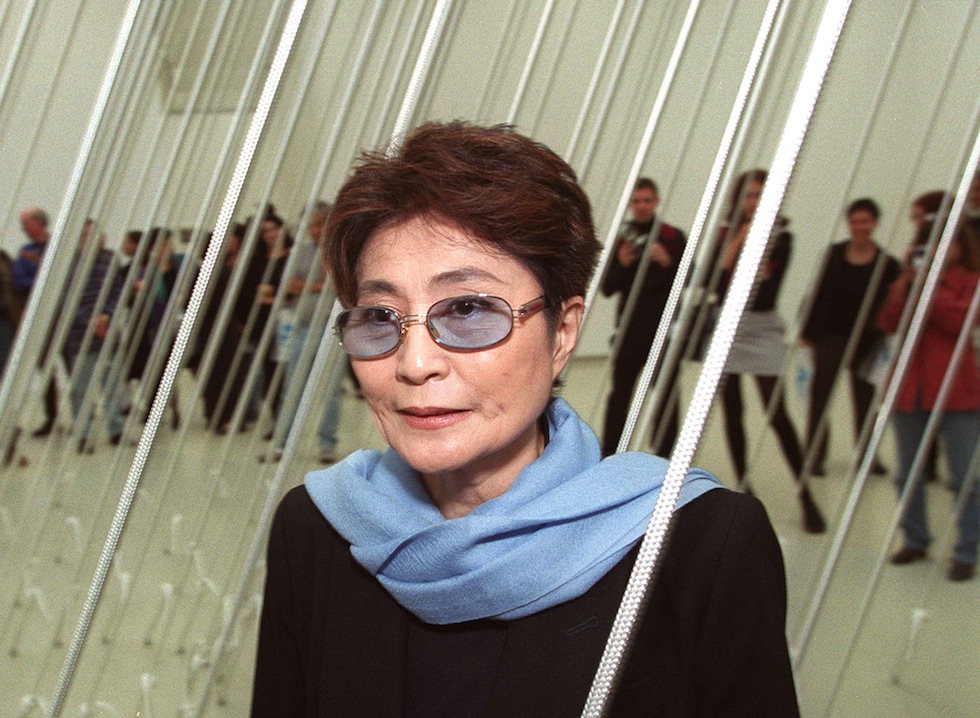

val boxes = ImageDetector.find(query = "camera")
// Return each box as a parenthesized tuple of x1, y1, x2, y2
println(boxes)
(910, 246, 926, 270)
(620, 225, 647, 249)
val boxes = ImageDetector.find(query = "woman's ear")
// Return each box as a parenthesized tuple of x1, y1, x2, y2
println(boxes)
(551, 295, 585, 379)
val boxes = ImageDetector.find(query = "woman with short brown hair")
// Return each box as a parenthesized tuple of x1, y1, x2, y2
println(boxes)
(252, 122, 799, 716)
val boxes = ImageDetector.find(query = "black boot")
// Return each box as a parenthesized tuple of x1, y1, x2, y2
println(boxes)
(799, 487, 826, 534)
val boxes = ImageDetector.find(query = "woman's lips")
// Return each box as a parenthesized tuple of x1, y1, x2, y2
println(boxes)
(398, 407, 468, 430)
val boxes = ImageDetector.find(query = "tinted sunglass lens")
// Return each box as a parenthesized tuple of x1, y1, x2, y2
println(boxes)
(338, 307, 400, 358)
(429, 295, 513, 350)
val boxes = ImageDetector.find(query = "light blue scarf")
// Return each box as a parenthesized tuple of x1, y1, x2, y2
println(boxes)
(305, 398, 720, 624)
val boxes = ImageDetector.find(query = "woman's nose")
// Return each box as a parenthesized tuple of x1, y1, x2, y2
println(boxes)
(395, 321, 450, 384)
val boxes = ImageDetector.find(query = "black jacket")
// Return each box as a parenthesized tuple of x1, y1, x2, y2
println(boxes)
(252, 486, 799, 717)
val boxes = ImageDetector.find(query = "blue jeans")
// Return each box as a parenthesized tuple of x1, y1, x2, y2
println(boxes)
(274, 322, 343, 452)
(893, 408, 980, 564)
(69, 350, 124, 440)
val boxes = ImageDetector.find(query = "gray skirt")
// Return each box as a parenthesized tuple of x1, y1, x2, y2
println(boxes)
(724, 310, 787, 376)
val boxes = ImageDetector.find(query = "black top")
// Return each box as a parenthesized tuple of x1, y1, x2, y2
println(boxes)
(237, 247, 289, 342)
(717, 226, 792, 313)
(803, 241, 900, 362)
(252, 486, 800, 717)
(602, 219, 687, 351)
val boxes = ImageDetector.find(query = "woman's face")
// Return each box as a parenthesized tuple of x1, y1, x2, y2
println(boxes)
(261, 220, 281, 249)
(847, 210, 877, 244)
(351, 216, 582, 489)
(740, 180, 764, 222)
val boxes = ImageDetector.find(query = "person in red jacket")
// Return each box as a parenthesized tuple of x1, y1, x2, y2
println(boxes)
(878, 219, 980, 581)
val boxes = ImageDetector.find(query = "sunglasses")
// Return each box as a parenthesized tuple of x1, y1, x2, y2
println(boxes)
(334, 294, 546, 359)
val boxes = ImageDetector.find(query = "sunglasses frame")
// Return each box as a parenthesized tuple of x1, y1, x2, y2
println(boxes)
(334, 294, 547, 359)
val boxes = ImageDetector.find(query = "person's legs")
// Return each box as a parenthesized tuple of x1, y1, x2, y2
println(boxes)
(316, 351, 348, 460)
(756, 374, 825, 533)
(754, 375, 804, 477)
(891, 409, 931, 553)
(100, 359, 124, 439)
(602, 346, 646, 456)
(849, 369, 886, 472)
(274, 323, 311, 449)
(721, 373, 747, 482)
(37, 332, 58, 432)
(939, 411, 980, 566)
(69, 352, 96, 440)
(849, 372, 875, 438)
(649, 352, 680, 457)
(0, 317, 14, 376)
(808, 338, 845, 471)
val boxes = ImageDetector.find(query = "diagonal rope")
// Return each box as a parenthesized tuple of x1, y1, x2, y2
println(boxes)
(617, 0, 788, 455)
(581, 2, 852, 714)
(45, 0, 311, 714)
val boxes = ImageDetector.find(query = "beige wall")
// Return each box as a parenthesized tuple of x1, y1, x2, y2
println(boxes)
(2, 0, 978, 355)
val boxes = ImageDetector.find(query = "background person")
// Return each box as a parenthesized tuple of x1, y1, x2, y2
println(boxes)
(600, 177, 686, 457)
(64, 220, 125, 451)
(879, 219, 980, 582)
(12, 206, 58, 436)
(252, 122, 799, 716)
(715, 169, 825, 533)
(801, 198, 899, 475)
(907, 190, 953, 482)
(264, 201, 344, 464)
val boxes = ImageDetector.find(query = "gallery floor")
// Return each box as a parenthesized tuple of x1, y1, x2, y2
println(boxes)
(0, 354, 976, 716)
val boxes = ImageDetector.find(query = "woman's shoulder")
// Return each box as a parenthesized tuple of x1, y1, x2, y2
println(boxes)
(673, 487, 773, 539)
(663, 488, 783, 580)
(276, 483, 323, 519)
(270, 484, 345, 553)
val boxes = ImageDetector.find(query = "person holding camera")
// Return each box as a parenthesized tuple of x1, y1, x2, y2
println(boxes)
(878, 218, 980, 581)
(600, 178, 686, 457)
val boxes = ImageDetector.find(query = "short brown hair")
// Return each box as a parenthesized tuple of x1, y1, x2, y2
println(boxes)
(912, 190, 951, 218)
(634, 177, 659, 195)
(327, 121, 600, 326)
(915, 216, 980, 273)
(726, 168, 768, 224)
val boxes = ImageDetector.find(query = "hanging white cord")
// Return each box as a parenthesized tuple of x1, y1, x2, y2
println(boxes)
(193, 4, 456, 711)
(581, 0, 703, 332)
(822, 173, 980, 717)
(0, 0, 40, 131)
(248, 0, 385, 458)
(793, 110, 980, 674)
(368, 2, 426, 149)
(801, 128, 980, 716)
(182, 1, 387, 675)
(388, 0, 453, 154)
(584, 1, 689, 190)
(190, 306, 345, 718)
(581, 2, 852, 714)
(1, 1, 79, 235)
(506, 0, 556, 124)
(44, 1, 310, 715)
(564, 0, 632, 162)
(34, 0, 146, 711)
(610, 2, 745, 451)
(796, 0, 964, 485)
(113, 0, 337, 664)
(616, 0, 787, 454)
(139, 0, 311, 461)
